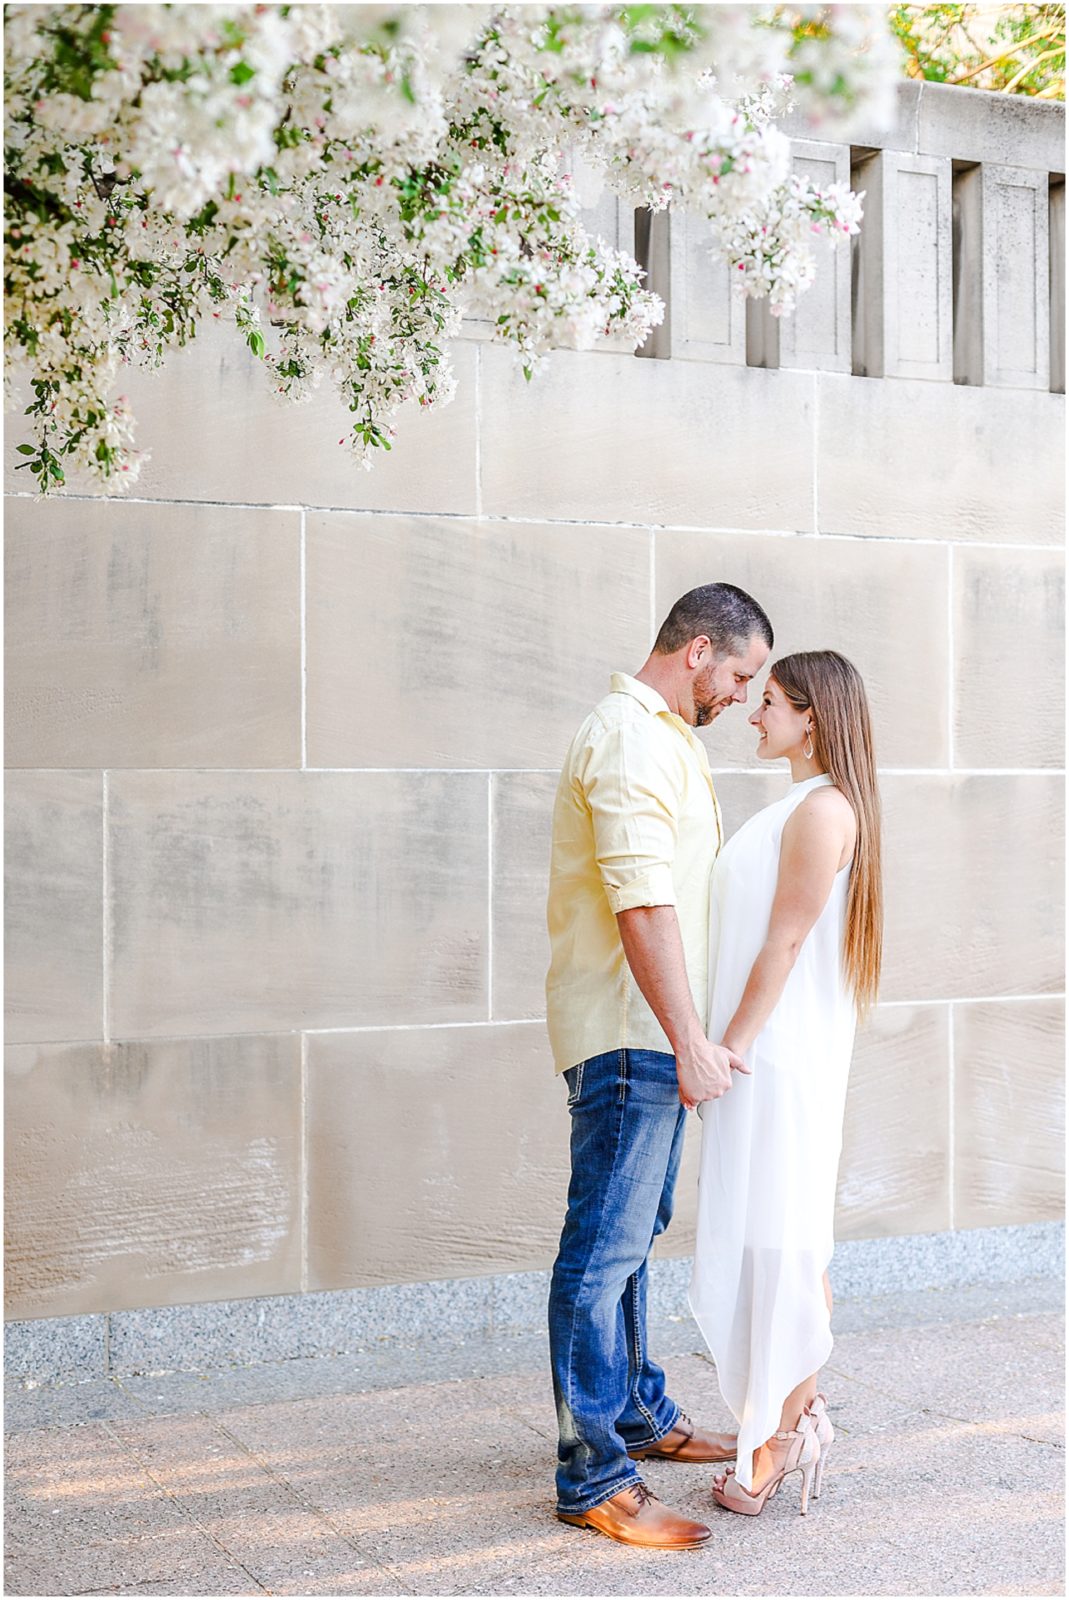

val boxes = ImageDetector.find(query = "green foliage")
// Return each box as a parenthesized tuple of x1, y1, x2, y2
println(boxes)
(889, 3, 1065, 98)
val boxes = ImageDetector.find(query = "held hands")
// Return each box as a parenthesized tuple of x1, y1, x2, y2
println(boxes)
(676, 1035, 751, 1111)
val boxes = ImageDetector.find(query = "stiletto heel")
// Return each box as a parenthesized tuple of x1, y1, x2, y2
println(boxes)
(711, 1415, 820, 1517)
(798, 1452, 817, 1516)
(806, 1392, 834, 1498)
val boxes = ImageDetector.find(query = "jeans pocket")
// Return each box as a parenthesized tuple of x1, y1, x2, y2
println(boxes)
(564, 1061, 585, 1108)
(623, 1048, 681, 1106)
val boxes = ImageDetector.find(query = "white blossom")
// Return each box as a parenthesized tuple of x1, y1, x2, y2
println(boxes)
(4, 3, 899, 491)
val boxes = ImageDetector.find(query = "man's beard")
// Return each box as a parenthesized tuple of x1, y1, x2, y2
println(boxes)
(694, 700, 721, 728)
(692, 663, 725, 728)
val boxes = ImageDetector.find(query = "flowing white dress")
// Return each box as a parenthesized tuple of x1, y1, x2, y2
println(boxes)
(688, 774, 857, 1489)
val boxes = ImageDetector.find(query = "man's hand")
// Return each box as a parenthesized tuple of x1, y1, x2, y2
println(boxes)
(676, 1035, 750, 1111)
(613, 906, 749, 1110)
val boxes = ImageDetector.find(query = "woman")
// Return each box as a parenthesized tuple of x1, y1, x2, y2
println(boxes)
(688, 650, 883, 1516)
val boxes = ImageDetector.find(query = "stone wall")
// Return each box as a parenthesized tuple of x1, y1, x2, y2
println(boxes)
(5, 83, 1064, 1322)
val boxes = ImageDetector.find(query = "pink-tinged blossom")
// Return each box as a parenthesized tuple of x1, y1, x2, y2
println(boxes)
(5, 2, 893, 488)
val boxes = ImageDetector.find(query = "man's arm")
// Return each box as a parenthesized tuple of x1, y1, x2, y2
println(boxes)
(617, 905, 750, 1110)
(582, 719, 745, 1109)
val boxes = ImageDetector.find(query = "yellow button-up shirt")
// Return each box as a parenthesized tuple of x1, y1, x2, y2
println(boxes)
(545, 672, 723, 1074)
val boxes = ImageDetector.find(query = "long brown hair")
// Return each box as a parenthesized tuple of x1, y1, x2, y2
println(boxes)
(770, 651, 883, 1015)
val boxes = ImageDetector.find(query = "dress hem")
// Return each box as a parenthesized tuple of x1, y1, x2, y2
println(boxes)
(687, 1244, 835, 1492)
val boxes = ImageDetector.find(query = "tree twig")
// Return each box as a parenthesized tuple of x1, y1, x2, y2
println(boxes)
(1000, 43, 1066, 92)
(948, 24, 1064, 84)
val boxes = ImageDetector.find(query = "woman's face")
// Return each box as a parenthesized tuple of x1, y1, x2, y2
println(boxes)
(749, 676, 811, 761)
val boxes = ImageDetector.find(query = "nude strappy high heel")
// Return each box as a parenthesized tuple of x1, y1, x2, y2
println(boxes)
(711, 1413, 820, 1517)
(806, 1392, 834, 1498)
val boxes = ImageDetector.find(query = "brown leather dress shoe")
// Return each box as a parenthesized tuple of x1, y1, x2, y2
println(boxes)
(627, 1411, 738, 1464)
(557, 1481, 711, 1550)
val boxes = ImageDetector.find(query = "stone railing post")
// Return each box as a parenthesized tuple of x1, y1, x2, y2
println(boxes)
(633, 205, 675, 360)
(746, 138, 853, 373)
(1049, 175, 1065, 394)
(954, 163, 1050, 388)
(634, 206, 748, 364)
(851, 150, 954, 381)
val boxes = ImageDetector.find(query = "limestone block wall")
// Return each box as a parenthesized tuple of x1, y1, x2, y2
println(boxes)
(4, 83, 1065, 1321)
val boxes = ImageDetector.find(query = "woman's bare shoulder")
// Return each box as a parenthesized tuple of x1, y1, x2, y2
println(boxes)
(793, 780, 857, 857)
(785, 784, 856, 843)
(801, 784, 854, 819)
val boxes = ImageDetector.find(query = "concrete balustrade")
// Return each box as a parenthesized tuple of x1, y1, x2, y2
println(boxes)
(747, 139, 853, 374)
(662, 82, 1063, 392)
(852, 149, 955, 380)
(666, 208, 746, 365)
(1050, 175, 1065, 393)
(3, 80, 1064, 1327)
(954, 163, 1050, 387)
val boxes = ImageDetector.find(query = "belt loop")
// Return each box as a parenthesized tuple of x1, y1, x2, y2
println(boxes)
(567, 1059, 585, 1107)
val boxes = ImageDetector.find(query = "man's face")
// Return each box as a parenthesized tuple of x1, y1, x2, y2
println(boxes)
(688, 633, 771, 728)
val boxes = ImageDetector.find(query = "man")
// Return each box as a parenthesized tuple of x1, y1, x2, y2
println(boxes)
(545, 582, 774, 1550)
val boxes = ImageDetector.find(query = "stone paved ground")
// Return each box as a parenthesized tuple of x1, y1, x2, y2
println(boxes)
(4, 1278, 1063, 1598)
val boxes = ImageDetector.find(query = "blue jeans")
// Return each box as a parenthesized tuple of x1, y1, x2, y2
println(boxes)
(548, 1048, 688, 1513)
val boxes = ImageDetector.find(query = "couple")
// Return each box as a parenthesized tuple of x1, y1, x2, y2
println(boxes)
(544, 581, 883, 1549)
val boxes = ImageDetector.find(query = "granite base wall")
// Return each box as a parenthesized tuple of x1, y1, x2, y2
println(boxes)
(5, 1220, 1063, 1388)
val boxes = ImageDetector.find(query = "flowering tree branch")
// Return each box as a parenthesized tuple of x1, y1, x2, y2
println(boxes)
(4, 3, 899, 493)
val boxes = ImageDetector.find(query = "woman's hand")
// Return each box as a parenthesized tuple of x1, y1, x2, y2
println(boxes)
(676, 1030, 751, 1110)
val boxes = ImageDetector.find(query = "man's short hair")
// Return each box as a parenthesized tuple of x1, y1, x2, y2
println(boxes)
(653, 583, 773, 658)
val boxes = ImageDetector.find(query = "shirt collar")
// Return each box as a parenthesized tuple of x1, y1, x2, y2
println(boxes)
(610, 672, 719, 838)
(609, 671, 674, 718)
(610, 671, 714, 774)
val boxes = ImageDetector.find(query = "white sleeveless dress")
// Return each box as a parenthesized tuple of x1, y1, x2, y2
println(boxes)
(688, 774, 856, 1489)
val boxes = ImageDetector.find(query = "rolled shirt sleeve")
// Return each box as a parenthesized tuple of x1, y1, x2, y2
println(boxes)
(580, 720, 681, 913)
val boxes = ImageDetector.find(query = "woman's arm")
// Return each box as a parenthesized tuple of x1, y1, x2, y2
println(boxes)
(720, 790, 855, 1057)
(617, 905, 750, 1109)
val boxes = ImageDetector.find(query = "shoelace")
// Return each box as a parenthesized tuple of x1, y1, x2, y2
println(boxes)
(630, 1481, 659, 1511)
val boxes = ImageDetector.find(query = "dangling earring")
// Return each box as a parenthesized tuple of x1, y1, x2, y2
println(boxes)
(803, 727, 814, 760)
